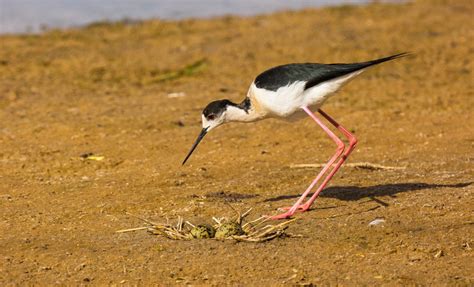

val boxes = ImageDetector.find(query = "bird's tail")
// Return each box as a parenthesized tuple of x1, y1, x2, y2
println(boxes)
(359, 52, 411, 68)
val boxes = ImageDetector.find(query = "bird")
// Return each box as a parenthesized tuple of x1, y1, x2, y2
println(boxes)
(182, 52, 408, 220)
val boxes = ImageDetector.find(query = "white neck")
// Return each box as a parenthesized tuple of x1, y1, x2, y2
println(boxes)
(225, 105, 263, 123)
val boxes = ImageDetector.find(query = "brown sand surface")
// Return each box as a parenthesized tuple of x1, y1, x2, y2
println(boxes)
(1, 0, 473, 285)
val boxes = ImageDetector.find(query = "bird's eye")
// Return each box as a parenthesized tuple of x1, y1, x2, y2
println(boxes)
(207, 114, 216, 120)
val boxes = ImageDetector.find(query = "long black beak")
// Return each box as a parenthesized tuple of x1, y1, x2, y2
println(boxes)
(182, 127, 208, 165)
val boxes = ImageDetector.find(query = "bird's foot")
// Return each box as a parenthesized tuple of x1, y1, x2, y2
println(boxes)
(277, 203, 310, 212)
(269, 204, 311, 220)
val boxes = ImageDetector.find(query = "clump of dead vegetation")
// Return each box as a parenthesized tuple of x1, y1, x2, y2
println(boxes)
(117, 208, 299, 242)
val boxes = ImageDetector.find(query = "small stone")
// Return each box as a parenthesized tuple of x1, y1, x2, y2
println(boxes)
(368, 218, 385, 226)
(80, 152, 94, 159)
(174, 180, 185, 186)
(75, 263, 87, 271)
(174, 120, 185, 127)
(462, 242, 471, 251)
(434, 250, 444, 258)
(167, 92, 186, 98)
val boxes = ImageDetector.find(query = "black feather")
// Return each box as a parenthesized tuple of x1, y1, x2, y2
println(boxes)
(254, 53, 409, 92)
(202, 100, 233, 118)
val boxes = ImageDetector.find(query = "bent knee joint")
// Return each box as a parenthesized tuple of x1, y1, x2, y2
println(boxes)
(336, 141, 345, 154)
(349, 137, 358, 147)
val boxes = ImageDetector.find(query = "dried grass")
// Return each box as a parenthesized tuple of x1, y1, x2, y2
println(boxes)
(117, 208, 300, 242)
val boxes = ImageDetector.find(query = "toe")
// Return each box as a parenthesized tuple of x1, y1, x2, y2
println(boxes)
(278, 205, 306, 212)
(270, 212, 293, 220)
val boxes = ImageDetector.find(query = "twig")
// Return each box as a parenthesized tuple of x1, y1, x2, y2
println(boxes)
(177, 216, 184, 231)
(242, 215, 266, 230)
(242, 208, 253, 218)
(115, 226, 149, 233)
(233, 232, 281, 242)
(240, 208, 253, 223)
(249, 216, 271, 230)
(120, 210, 299, 242)
(212, 217, 223, 225)
(290, 162, 406, 170)
(251, 219, 296, 238)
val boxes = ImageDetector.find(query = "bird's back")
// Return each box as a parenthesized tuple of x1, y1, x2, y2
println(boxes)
(254, 53, 408, 92)
(249, 53, 408, 118)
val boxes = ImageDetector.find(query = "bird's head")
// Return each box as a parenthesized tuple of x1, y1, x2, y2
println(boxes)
(182, 100, 232, 165)
(202, 99, 232, 132)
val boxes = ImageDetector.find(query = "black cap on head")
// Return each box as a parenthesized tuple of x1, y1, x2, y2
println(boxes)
(202, 99, 232, 119)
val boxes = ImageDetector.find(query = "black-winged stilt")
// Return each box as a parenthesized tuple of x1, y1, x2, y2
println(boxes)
(183, 53, 408, 219)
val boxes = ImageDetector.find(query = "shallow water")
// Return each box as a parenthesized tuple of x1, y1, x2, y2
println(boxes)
(0, 0, 370, 34)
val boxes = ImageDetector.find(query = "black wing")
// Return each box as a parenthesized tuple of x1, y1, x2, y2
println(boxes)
(254, 53, 408, 92)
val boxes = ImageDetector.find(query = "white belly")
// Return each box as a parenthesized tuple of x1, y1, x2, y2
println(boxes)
(250, 70, 364, 119)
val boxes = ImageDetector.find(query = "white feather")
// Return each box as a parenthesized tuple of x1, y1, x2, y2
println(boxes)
(250, 69, 364, 120)
(251, 81, 306, 118)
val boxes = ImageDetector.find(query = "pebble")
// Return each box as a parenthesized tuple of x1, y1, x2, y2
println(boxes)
(368, 218, 385, 226)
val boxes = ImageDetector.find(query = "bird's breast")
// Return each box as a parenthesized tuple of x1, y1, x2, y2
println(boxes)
(249, 82, 308, 118)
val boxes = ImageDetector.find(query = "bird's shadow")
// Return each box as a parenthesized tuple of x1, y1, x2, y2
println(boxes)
(263, 182, 472, 206)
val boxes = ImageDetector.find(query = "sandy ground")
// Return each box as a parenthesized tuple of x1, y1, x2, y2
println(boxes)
(1, 0, 473, 285)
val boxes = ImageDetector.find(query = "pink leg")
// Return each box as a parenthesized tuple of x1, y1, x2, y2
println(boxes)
(297, 109, 357, 210)
(270, 107, 346, 220)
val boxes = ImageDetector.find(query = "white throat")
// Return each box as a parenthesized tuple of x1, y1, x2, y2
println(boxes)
(225, 105, 263, 123)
